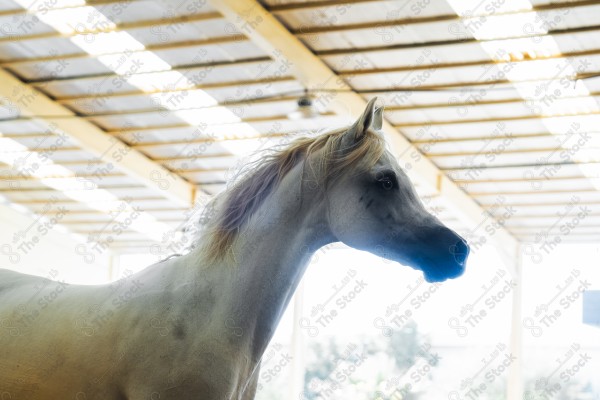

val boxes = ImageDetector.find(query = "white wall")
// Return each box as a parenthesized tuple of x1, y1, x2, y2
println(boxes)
(0, 201, 111, 284)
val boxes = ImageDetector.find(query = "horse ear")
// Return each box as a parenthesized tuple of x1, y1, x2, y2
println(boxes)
(372, 105, 384, 131)
(345, 97, 383, 144)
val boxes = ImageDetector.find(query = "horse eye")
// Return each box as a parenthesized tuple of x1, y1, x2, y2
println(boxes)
(381, 179, 394, 190)
(375, 171, 397, 190)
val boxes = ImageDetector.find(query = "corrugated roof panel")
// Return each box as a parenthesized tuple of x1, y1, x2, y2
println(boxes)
(346, 54, 600, 91)
(2, 186, 158, 202)
(390, 103, 532, 124)
(124, 19, 235, 45)
(297, 4, 600, 51)
(552, 30, 600, 53)
(298, 20, 476, 52)
(0, 0, 21, 12)
(400, 119, 549, 140)
(22, 56, 282, 83)
(459, 177, 595, 194)
(108, 115, 350, 141)
(139, 136, 294, 158)
(8, 57, 112, 80)
(0, 14, 56, 37)
(181, 169, 227, 184)
(446, 163, 593, 181)
(484, 202, 600, 216)
(475, 190, 600, 205)
(417, 134, 600, 154)
(273, 0, 456, 28)
(28, 149, 99, 163)
(91, 0, 217, 22)
(0, 174, 137, 189)
(390, 96, 600, 124)
(432, 148, 600, 169)
(511, 225, 600, 236)
(161, 155, 238, 171)
(323, 29, 600, 71)
(0, 120, 47, 134)
(362, 86, 522, 108)
(0, 37, 83, 60)
(323, 42, 490, 71)
(1, 134, 79, 149)
(505, 215, 600, 228)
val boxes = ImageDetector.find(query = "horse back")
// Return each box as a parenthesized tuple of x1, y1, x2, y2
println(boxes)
(0, 268, 48, 297)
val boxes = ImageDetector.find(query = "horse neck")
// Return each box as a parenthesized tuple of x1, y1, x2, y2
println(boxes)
(219, 157, 335, 362)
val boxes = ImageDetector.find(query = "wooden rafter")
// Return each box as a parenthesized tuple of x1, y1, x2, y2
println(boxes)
(0, 68, 195, 207)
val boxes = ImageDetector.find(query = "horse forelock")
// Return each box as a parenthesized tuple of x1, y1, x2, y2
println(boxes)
(193, 127, 386, 263)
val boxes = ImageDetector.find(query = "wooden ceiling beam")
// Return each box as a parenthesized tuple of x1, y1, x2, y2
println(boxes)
(0, 68, 196, 207)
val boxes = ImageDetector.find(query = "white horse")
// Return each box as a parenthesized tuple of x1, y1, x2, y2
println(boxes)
(0, 98, 469, 399)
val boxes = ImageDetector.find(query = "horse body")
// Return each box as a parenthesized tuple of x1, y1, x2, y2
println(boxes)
(0, 153, 331, 399)
(0, 98, 469, 399)
(0, 268, 128, 399)
(0, 259, 248, 399)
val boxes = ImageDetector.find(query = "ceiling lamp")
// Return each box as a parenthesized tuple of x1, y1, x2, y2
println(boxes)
(288, 91, 318, 120)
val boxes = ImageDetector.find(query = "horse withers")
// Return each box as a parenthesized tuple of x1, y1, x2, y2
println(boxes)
(0, 97, 469, 399)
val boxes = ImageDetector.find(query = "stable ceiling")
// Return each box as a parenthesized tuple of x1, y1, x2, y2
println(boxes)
(0, 0, 598, 256)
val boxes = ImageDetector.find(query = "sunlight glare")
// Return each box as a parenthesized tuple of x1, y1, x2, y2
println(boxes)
(447, 0, 600, 190)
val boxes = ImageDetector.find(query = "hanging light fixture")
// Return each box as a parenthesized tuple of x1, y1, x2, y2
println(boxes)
(287, 90, 318, 120)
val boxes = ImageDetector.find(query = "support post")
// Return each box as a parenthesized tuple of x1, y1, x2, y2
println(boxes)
(507, 244, 523, 399)
(289, 279, 305, 399)
(107, 252, 117, 282)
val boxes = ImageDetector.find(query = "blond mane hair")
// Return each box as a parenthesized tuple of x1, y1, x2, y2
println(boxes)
(196, 127, 386, 263)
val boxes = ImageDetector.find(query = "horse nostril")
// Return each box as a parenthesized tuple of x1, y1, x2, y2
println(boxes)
(451, 240, 470, 266)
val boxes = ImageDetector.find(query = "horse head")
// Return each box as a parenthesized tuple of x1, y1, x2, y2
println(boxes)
(325, 98, 469, 282)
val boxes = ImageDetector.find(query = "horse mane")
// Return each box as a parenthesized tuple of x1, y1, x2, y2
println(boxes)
(194, 126, 386, 263)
